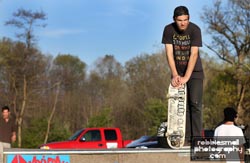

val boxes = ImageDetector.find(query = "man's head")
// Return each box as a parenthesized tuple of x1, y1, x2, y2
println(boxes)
(224, 107, 237, 122)
(2, 106, 10, 119)
(173, 6, 190, 31)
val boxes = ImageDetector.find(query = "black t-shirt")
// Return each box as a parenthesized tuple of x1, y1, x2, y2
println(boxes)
(162, 22, 204, 79)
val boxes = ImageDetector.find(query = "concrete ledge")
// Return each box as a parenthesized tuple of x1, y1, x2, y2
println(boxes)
(4, 148, 225, 163)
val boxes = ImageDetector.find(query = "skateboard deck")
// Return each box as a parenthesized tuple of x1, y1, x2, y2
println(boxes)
(166, 84, 187, 149)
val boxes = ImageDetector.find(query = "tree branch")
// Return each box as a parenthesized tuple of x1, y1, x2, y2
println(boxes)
(44, 82, 61, 144)
(203, 42, 235, 65)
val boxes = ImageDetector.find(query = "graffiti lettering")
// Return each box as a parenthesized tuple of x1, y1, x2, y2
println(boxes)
(28, 156, 68, 163)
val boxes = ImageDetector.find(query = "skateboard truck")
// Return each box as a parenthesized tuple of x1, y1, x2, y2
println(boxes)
(168, 131, 184, 147)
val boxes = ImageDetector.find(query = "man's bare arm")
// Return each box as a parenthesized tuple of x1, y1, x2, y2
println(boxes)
(180, 46, 199, 84)
(165, 44, 180, 87)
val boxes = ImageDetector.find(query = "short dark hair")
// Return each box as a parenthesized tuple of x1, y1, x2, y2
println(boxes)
(173, 6, 189, 18)
(224, 107, 237, 122)
(2, 106, 10, 112)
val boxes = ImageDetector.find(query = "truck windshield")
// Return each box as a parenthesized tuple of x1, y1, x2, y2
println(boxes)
(68, 129, 85, 140)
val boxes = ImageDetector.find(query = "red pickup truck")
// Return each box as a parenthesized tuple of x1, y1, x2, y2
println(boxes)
(40, 127, 132, 149)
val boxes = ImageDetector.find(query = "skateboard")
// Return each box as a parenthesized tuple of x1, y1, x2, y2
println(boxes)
(166, 84, 187, 149)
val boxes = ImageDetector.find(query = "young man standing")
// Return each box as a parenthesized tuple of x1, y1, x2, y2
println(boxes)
(0, 106, 16, 163)
(214, 107, 245, 163)
(162, 6, 204, 144)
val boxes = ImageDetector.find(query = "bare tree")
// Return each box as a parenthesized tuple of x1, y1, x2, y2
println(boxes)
(87, 55, 126, 124)
(5, 8, 47, 49)
(124, 52, 170, 137)
(44, 82, 60, 144)
(5, 8, 47, 147)
(201, 0, 250, 124)
(50, 54, 86, 132)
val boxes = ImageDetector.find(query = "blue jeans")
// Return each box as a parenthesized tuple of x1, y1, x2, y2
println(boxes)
(185, 78, 203, 141)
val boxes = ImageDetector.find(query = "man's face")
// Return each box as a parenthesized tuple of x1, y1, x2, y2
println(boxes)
(174, 15, 189, 31)
(2, 109, 10, 119)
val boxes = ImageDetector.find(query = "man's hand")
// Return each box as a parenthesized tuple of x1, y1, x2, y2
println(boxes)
(171, 75, 181, 87)
(179, 76, 190, 85)
(11, 132, 16, 143)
